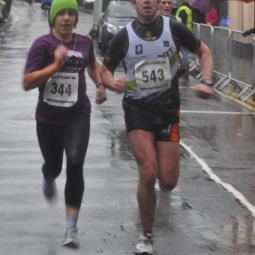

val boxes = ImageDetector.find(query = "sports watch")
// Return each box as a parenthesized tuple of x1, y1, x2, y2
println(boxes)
(201, 79, 214, 87)
(96, 82, 106, 89)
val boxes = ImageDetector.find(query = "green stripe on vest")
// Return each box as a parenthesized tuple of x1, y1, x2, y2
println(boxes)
(170, 52, 178, 67)
(126, 80, 137, 92)
(170, 15, 177, 21)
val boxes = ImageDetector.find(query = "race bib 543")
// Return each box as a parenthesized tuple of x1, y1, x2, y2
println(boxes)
(135, 58, 171, 93)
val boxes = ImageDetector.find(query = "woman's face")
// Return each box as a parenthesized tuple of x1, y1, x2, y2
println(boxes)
(54, 9, 76, 37)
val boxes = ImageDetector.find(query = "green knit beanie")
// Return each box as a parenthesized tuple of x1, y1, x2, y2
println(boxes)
(50, 0, 79, 27)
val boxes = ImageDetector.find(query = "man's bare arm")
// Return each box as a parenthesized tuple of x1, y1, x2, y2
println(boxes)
(194, 41, 213, 80)
(100, 65, 127, 94)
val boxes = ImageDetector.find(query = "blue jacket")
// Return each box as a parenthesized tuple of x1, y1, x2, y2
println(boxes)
(41, 0, 52, 6)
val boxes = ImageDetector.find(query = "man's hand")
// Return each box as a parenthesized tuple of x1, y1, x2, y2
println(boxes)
(193, 83, 214, 99)
(95, 86, 107, 105)
(113, 75, 128, 93)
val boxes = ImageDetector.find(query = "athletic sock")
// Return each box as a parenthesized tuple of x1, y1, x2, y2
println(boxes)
(143, 230, 152, 237)
(66, 216, 77, 230)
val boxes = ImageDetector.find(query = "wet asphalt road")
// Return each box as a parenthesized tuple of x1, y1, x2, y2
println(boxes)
(1, 3, 255, 255)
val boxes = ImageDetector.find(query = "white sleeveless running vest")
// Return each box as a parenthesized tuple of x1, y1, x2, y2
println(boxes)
(124, 16, 178, 100)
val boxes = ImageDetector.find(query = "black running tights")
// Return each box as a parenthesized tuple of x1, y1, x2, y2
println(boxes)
(36, 113, 90, 208)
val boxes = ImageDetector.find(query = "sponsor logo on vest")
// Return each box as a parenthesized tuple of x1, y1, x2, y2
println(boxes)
(158, 47, 174, 58)
(145, 31, 152, 38)
(143, 36, 157, 41)
(135, 45, 143, 55)
(163, 41, 169, 47)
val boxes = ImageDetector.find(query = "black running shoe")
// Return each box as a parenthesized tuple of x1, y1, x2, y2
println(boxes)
(43, 178, 57, 200)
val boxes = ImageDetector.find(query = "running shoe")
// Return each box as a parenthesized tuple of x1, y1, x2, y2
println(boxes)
(62, 228, 79, 248)
(43, 178, 57, 200)
(134, 233, 153, 255)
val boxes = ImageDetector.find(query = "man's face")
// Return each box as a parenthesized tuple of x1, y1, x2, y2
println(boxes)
(130, 0, 160, 22)
(159, 0, 173, 17)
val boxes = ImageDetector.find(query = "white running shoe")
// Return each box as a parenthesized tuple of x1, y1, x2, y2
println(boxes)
(134, 233, 153, 254)
(62, 228, 79, 248)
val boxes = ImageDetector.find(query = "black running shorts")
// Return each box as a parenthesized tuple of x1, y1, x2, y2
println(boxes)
(123, 98, 180, 142)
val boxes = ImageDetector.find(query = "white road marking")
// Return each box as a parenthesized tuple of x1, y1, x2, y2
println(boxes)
(180, 140, 255, 217)
(181, 110, 254, 115)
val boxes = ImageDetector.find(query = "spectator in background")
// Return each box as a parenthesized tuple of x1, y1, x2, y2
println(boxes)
(27, 0, 35, 12)
(175, 0, 193, 86)
(205, 5, 218, 26)
(158, 0, 182, 22)
(192, 6, 205, 24)
(41, 0, 53, 32)
(41, 0, 52, 10)
(0, 0, 6, 21)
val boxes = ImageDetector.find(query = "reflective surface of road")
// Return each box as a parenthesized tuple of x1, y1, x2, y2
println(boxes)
(0, 3, 255, 255)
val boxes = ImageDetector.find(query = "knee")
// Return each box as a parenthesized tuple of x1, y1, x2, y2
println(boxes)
(140, 163, 157, 187)
(66, 155, 84, 172)
(161, 178, 178, 191)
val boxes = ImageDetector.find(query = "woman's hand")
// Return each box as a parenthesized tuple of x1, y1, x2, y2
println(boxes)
(95, 86, 107, 104)
(54, 45, 68, 71)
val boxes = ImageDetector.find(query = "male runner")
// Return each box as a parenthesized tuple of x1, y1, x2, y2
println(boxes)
(100, 0, 213, 254)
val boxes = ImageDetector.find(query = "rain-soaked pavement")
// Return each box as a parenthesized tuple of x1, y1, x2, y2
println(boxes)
(1, 3, 255, 255)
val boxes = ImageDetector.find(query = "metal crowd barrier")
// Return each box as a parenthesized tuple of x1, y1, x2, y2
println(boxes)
(190, 23, 255, 103)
